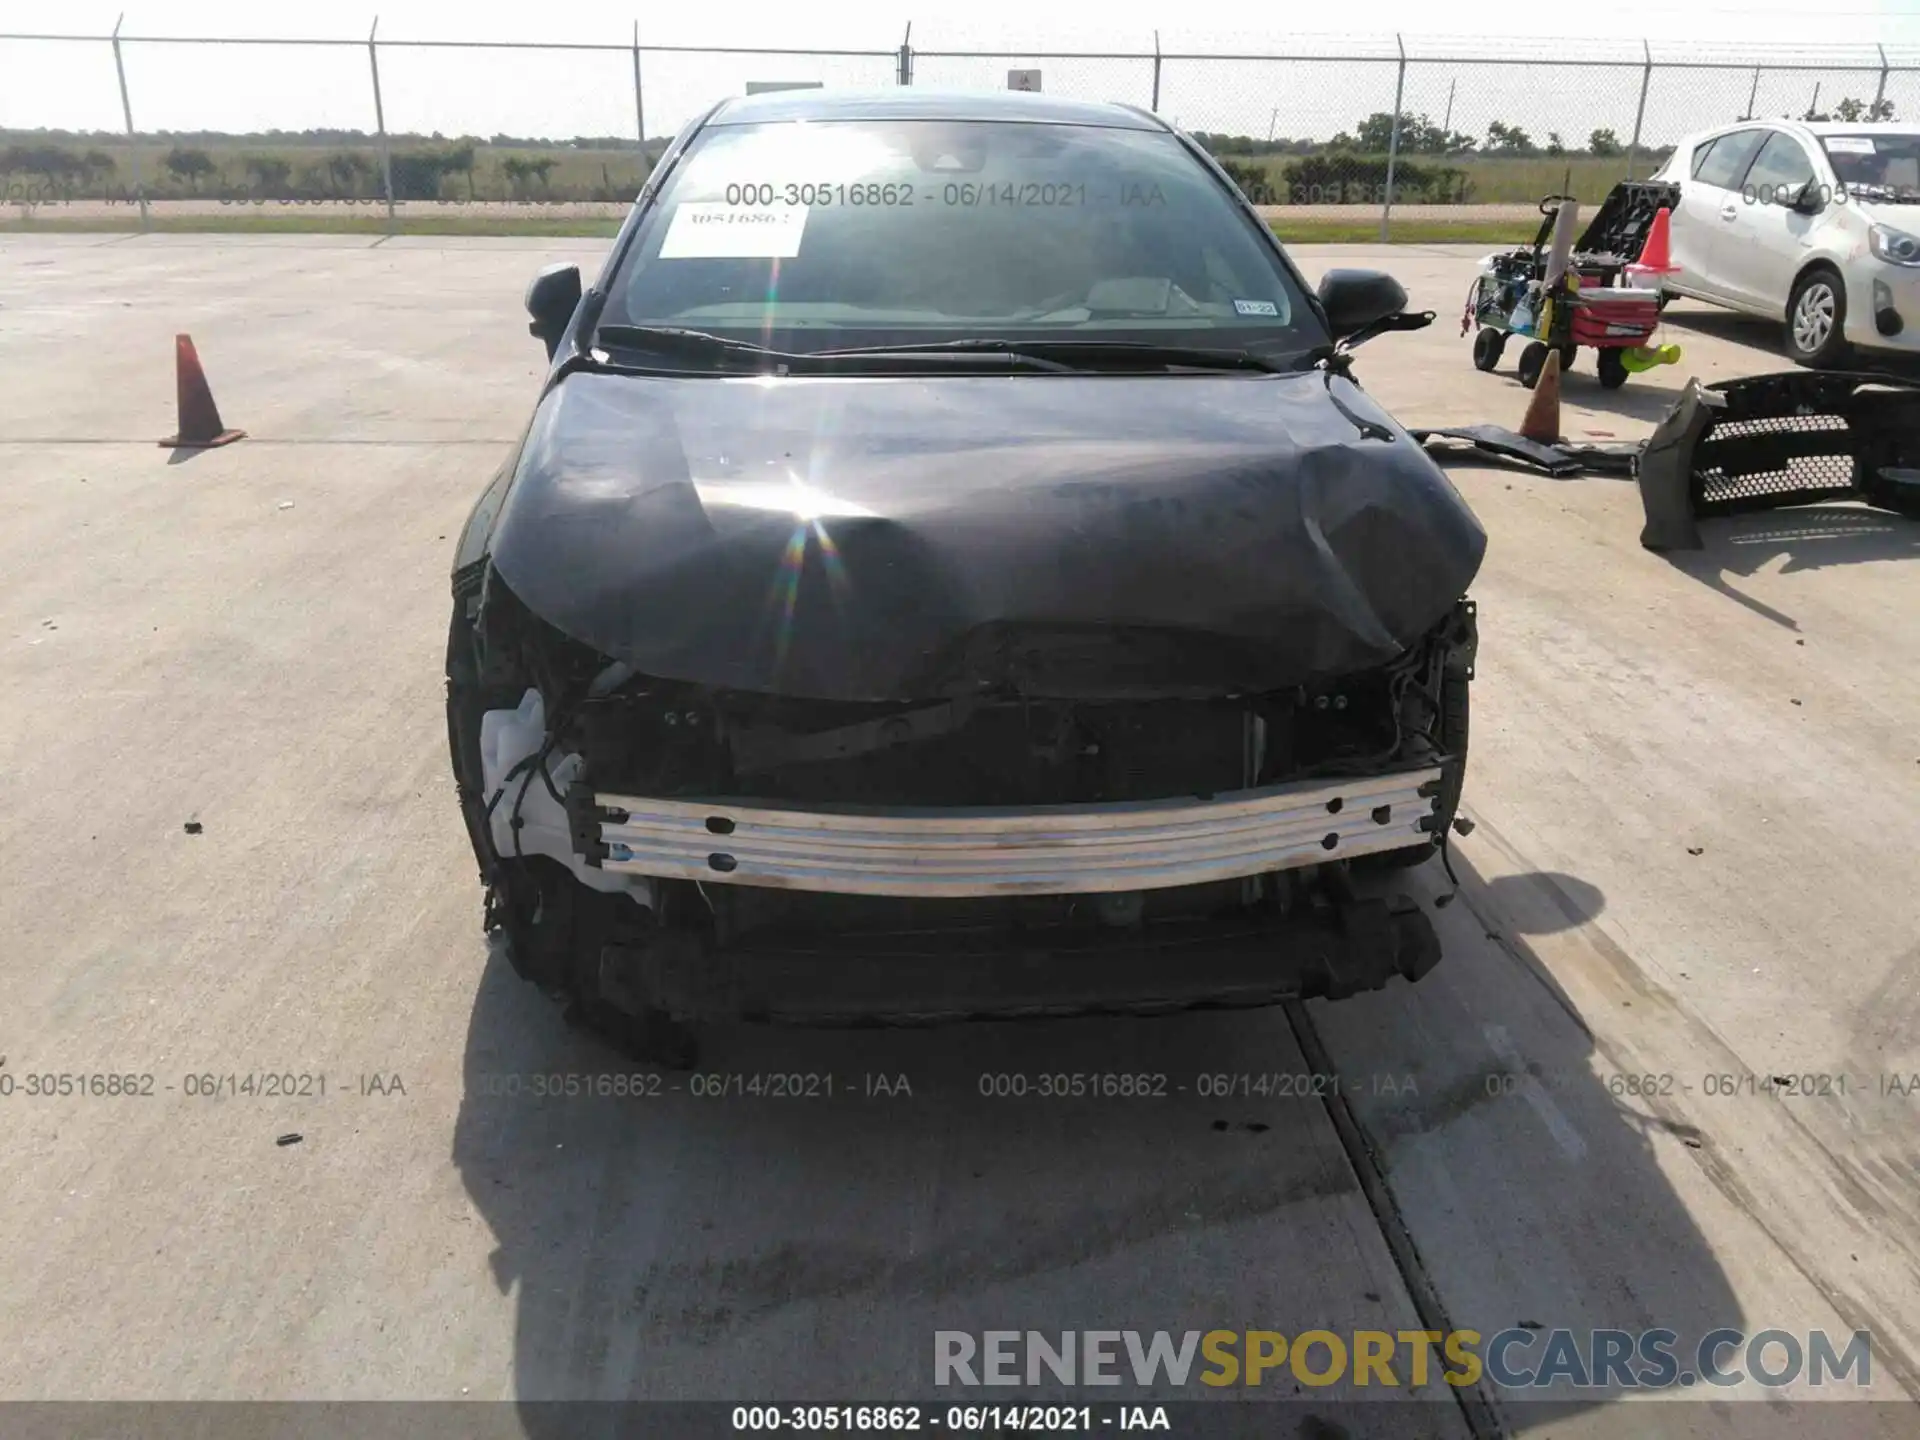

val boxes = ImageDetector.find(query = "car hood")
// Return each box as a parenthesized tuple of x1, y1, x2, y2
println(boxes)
(486, 368, 1487, 702)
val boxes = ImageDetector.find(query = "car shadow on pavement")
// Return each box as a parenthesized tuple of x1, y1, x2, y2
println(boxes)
(1317, 848, 1911, 1438)
(1657, 503, 1920, 629)
(443, 846, 1809, 1436)
(1660, 307, 1920, 383)
(1656, 306, 1789, 361)
(1472, 867, 1605, 933)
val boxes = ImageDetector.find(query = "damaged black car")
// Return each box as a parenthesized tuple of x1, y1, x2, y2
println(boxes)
(445, 90, 1486, 1061)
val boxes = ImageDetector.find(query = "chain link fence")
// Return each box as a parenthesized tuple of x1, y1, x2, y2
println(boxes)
(2, 26, 1916, 237)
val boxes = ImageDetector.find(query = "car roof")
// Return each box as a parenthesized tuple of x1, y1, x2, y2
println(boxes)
(1798, 120, 1920, 136)
(1680, 118, 1920, 145)
(705, 88, 1166, 130)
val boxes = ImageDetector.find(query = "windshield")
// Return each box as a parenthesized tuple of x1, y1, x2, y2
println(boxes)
(1821, 133, 1920, 201)
(598, 115, 1322, 359)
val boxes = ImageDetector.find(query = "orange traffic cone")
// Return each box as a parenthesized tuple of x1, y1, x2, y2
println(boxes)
(1625, 206, 1679, 285)
(1518, 348, 1562, 442)
(160, 334, 245, 449)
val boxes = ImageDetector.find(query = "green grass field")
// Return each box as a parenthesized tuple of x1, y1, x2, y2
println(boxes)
(0, 210, 1533, 244)
(1216, 151, 1649, 207)
(0, 211, 627, 237)
(1, 135, 654, 206)
(5, 130, 1660, 209)
(8, 125, 1600, 245)
(1272, 217, 1530, 243)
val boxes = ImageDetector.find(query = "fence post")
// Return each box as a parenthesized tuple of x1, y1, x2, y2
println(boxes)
(898, 22, 912, 85)
(1379, 35, 1406, 242)
(367, 17, 396, 228)
(1744, 66, 1760, 121)
(109, 13, 148, 231)
(1875, 44, 1889, 119)
(1626, 39, 1651, 181)
(632, 21, 647, 164)
(1151, 31, 1162, 112)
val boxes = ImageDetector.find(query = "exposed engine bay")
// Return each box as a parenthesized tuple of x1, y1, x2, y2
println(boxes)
(447, 575, 1475, 1047)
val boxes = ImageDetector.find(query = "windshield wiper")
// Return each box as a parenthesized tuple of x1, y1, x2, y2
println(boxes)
(593, 324, 1077, 373)
(814, 338, 1289, 373)
(592, 326, 1290, 375)
(594, 324, 781, 361)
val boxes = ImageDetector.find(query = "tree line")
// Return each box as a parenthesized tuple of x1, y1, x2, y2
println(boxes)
(1194, 118, 1635, 159)
(1, 139, 646, 202)
(1193, 93, 1896, 160)
(6, 97, 1896, 203)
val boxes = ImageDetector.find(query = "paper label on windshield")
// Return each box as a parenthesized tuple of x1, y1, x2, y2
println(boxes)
(658, 202, 808, 258)
(1826, 137, 1876, 154)
(1233, 298, 1280, 316)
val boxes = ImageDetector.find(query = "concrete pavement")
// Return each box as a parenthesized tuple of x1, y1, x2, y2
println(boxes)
(1, 234, 1916, 1437)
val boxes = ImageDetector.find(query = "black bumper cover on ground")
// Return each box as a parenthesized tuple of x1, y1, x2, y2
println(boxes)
(597, 895, 1442, 1026)
(1637, 371, 1920, 551)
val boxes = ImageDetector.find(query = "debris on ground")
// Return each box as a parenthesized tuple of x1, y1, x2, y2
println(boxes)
(1687, 846, 1704, 856)
(276, 1133, 303, 1147)
(1410, 425, 1641, 478)
(1637, 371, 1920, 551)
(183, 821, 203, 835)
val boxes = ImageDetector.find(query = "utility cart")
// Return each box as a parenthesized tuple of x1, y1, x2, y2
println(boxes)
(1464, 181, 1682, 390)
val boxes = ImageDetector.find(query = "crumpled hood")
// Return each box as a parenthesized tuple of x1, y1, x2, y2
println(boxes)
(487, 368, 1486, 701)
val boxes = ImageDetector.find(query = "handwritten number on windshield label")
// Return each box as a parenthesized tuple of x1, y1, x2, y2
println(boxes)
(658, 201, 809, 259)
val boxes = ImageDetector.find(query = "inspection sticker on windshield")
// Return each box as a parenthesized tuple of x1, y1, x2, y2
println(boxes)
(1233, 298, 1280, 316)
(1826, 137, 1876, 154)
(658, 201, 809, 259)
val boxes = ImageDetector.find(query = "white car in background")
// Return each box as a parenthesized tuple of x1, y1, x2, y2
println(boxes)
(1651, 120, 1920, 366)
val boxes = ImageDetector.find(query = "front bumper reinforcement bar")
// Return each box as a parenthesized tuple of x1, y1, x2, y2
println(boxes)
(569, 766, 1443, 898)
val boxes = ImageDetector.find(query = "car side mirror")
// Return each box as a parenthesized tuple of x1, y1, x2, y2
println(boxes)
(1317, 268, 1411, 339)
(1790, 181, 1823, 215)
(526, 263, 583, 358)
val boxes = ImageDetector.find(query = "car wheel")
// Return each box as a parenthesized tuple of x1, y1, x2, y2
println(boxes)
(1560, 343, 1579, 375)
(1597, 348, 1629, 389)
(1787, 267, 1850, 367)
(1472, 327, 1506, 372)
(1516, 340, 1550, 389)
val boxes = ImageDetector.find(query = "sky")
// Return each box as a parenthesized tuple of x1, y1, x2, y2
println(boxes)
(7, 0, 1920, 146)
